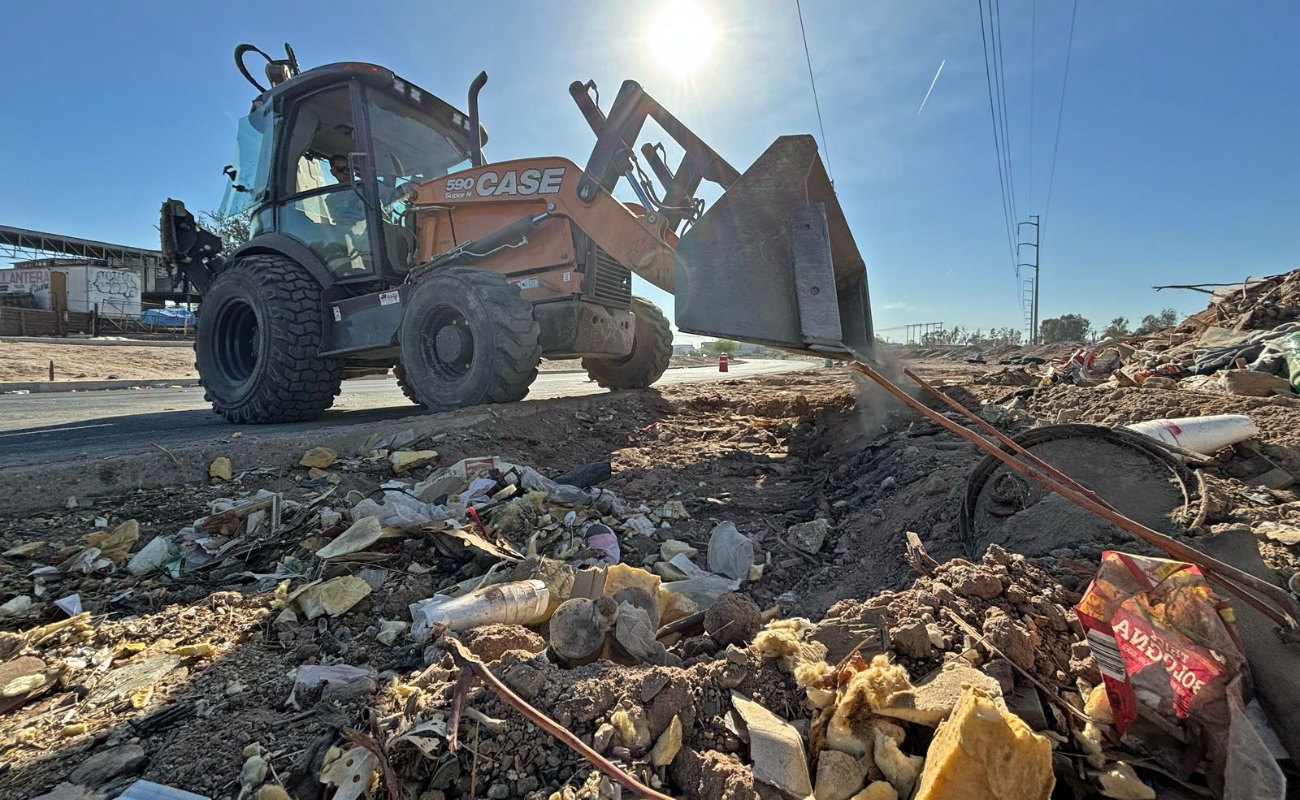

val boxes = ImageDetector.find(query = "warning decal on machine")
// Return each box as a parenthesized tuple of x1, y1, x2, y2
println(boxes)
(379, 290, 401, 306)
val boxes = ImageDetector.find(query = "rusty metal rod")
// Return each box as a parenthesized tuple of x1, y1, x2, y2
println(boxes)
(447, 639, 674, 800)
(902, 367, 1117, 511)
(852, 361, 1300, 629)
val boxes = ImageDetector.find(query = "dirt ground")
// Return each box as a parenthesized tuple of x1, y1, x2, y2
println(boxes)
(0, 340, 738, 383)
(2, 355, 1298, 799)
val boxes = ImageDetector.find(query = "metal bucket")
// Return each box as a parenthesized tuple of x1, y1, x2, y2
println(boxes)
(673, 135, 873, 359)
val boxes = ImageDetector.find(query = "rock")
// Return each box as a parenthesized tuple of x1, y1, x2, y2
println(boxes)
(1005, 685, 1047, 731)
(622, 514, 656, 537)
(273, 609, 299, 629)
(68, 744, 147, 786)
(486, 784, 509, 800)
(209, 457, 232, 481)
(875, 663, 1005, 726)
(300, 446, 338, 468)
(921, 474, 949, 495)
(703, 592, 761, 647)
(295, 576, 372, 620)
(0, 595, 33, 617)
(1142, 376, 1177, 389)
(659, 540, 698, 561)
(1221, 369, 1294, 397)
(390, 450, 438, 473)
(502, 664, 546, 700)
(240, 755, 268, 787)
(651, 561, 689, 581)
(1095, 762, 1154, 800)
(889, 618, 932, 659)
(982, 659, 1016, 694)
(461, 624, 546, 662)
(815, 749, 867, 800)
(549, 597, 619, 666)
(982, 607, 1036, 672)
(649, 715, 683, 767)
(913, 686, 1054, 800)
(788, 518, 831, 554)
(951, 570, 1003, 600)
(593, 723, 616, 753)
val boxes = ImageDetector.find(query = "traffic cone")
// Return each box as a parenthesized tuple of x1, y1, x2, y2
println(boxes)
(719, 352, 729, 372)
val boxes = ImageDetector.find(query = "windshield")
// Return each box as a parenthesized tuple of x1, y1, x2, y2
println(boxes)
(218, 103, 275, 217)
(367, 88, 473, 203)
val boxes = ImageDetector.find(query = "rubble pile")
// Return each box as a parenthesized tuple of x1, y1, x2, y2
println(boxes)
(1, 355, 1297, 799)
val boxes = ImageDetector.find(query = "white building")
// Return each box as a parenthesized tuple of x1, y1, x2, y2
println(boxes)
(0, 263, 142, 317)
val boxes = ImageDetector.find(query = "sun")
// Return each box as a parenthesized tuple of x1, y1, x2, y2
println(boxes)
(646, 2, 717, 74)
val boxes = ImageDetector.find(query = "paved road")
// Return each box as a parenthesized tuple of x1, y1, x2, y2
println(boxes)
(0, 360, 808, 468)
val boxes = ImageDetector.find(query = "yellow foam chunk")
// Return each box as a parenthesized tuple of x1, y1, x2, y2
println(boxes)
(914, 686, 1054, 800)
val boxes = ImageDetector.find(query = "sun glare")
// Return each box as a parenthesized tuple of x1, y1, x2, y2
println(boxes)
(647, 2, 716, 74)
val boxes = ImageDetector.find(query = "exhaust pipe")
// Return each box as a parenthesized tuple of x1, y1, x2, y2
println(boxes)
(468, 71, 488, 167)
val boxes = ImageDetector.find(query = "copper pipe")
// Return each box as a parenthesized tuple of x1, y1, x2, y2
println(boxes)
(852, 361, 1300, 629)
(447, 639, 674, 800)
(901, 367, 1116, 511)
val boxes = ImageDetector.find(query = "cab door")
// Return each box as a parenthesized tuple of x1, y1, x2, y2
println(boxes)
(275, 82, 384, 282)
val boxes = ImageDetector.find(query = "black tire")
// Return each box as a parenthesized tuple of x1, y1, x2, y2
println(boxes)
(581, 296, 673, 389)
(397, 266, 541, 410)
(195, 253, 342, 423)
(393, 364, 420, 406)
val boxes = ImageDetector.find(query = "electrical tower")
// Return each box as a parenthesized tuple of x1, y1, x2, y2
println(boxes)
(1017, 215, 1040, 344)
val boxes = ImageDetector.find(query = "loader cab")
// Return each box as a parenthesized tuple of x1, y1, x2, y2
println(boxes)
(219, 63, 483, 288)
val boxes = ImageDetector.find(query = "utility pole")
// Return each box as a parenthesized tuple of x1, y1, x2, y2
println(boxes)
(1018, 215, 1040, 344)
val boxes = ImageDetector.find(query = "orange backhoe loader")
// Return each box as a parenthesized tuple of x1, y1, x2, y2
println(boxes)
(161, 43, 872, 423)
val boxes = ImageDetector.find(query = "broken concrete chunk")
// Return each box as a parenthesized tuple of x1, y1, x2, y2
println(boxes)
(299, 446, 338, 468)
(913, 685, 1054, 800)
(815, 748, 867, 800)
(731, 692, 814, 798)
(390, 449, 438, 473)
(788, 518, 831, 554)
(315, 516, 384, 559)
(1095, 762, 1155, 800)
(209, 457, 232, 482)
(649, 715, 683, 767)
(295, 575, 372, 620)
(659, 539, 698, 562)
(1221, 369, 1294, 397)
(875, 663, 1004, 726)
(0, 595, 33, 617)
(68, 743, 148, 786)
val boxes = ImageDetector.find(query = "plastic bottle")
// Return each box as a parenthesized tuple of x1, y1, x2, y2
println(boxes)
(408, 579, 550, 641)
(1125, 414, 1259, 455)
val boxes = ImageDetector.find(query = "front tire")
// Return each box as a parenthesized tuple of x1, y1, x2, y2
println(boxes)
(582, 297, 672, 389)
(195, 253, 342, 423)
(397, 267, 541, 410)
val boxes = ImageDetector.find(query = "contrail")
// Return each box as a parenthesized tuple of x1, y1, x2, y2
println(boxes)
(917, 58, 946, 116)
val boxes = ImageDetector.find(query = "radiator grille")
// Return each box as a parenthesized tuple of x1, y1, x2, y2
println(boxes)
(590, 247, 632, 308)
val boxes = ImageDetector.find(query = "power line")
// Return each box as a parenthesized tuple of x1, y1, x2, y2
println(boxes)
(977, 0, 1017, 268)
(795, 0, 833, 182)
(1042, 0, 1079, 240)
(1028, 0, 1036, 212)
(991, 0, 1018, 219)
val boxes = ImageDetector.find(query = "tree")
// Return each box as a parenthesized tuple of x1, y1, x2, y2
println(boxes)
(709, 339, 738, 355)
(1101, 317, 1130, 339)
(1133, 308, 1180, 335)
(198, 210, 252, 257)
(1039, 314, 1092, 344)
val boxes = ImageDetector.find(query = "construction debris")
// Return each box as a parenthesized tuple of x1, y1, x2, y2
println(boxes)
(3, 345, 1299, 799)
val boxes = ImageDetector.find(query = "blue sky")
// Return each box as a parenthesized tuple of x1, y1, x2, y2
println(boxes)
(2, 1, 1297, 342)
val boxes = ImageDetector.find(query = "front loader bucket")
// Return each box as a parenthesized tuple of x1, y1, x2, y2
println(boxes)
(674, 135, 873, 359)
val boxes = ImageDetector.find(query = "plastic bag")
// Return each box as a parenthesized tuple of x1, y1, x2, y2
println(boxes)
(1282, 331, 1300, 393)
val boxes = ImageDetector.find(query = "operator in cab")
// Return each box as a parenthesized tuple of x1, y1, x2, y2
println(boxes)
(325, 155, 366, 227)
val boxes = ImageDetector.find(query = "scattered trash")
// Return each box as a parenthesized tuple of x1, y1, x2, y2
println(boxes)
(1126, 413, 1260, 455)
(409, 578, 549, 640)
(731, 692, 814, 798)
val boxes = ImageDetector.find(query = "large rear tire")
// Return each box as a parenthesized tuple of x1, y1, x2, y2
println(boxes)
(195, 253, 342, 423)
(581, 296, 673, 389)
(397, 267, 541, 410)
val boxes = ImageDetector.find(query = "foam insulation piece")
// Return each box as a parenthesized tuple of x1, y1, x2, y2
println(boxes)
(826, 656, 912, 755)
(753, 618, 829, 673)
(913, 686, 1055, 800)
(1095, 762, 1155, 800)
(874, 734, 923, 798)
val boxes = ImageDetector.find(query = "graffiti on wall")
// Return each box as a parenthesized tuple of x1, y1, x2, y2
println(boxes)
(89, 269, 140, 299)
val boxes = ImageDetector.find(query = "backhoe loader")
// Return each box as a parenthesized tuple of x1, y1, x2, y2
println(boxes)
(161, 43, 873, 423)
